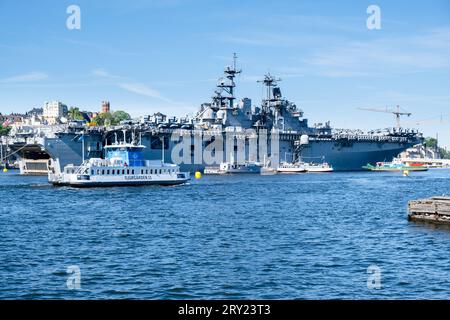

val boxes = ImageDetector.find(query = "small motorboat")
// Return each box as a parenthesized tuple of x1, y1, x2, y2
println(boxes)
(305, 162, 334, 173)
(277, 162, 307, 173)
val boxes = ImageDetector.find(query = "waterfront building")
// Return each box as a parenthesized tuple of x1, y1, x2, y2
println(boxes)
(43, 101, 68, 125)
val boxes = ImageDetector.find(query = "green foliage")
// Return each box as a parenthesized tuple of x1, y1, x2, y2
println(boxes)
(0, 125, 11, 136)
(92, 112, 112, 126)
(92, 110, 131, 126)
(112, 110, 131, 124)
(68, 107, 85, 121)
(424, 137, 438, 148)
(440, 149, 450, 159)
(424, 136, 450, 159)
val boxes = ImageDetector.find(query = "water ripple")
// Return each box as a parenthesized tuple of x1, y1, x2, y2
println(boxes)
(1, 170, 450, 299)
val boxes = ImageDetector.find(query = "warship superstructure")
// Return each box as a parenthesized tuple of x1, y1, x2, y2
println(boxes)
(9, 55, 423, 173)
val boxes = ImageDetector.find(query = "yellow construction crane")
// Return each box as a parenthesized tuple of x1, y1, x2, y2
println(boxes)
(357, 105, 412, 128)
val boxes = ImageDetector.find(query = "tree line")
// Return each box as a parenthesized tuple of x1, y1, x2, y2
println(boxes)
(68, 107, 131, 126)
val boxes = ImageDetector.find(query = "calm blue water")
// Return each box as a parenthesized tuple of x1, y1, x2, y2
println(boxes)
(1, 169, 450, 299)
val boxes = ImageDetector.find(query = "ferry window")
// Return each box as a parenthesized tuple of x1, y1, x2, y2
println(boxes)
(112, 170, 115, 174)
(91, 170, 94, 175)
(146, 170, 148, 174)
(159, 169, 162, 174)
(150, 169, 153, 174)
(97, 169, 100, 174)
(107, 170, 110, 174)
(122, 169, 125, 175)
(132, 169, 135, 174)
(102, 170, 105, 175)
(127, 169, 130, 174)
(141, 169, 143, 174)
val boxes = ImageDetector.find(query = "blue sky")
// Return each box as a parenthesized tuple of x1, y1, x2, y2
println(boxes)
(1, 0, 450, 146)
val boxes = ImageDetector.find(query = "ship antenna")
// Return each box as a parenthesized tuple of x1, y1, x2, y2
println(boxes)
(215, 53, 242, 109)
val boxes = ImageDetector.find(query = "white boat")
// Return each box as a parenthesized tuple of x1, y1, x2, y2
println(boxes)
(203, 166, 221, 175)
(305, 162, 334, 173)
(48, 141, 190, 187)
(205, 152, 263, 174)
(277, 162, 307, 173)
(260, 166, 277, 175)
(217, 161, 262, 174)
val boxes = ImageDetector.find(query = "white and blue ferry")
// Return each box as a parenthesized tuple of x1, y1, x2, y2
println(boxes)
(48, 141, 190, 187)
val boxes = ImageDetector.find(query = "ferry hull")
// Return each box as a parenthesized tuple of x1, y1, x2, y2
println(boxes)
(52, 179, 189, 188)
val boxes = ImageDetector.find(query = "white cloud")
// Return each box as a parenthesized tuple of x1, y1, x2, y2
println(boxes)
(0, 72, 48, 83)
(118, 82, 161, 98)
(118, 82, 174, 103)
(91, 68, 119, 78)
(91, 69, 175, 103)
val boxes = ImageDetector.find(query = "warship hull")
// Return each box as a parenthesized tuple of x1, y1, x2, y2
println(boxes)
(39, 130, 420, 172)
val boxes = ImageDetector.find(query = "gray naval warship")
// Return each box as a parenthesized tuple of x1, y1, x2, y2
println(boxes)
(12, 55, 423, 173)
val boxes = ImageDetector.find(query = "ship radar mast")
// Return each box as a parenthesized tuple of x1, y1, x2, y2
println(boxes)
(258, 73, 282, 103)
(258, 73, 283, 127)
(213, 53, 242, 109)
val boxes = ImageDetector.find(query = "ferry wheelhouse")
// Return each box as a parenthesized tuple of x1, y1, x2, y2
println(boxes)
(48, 142, 190, 187)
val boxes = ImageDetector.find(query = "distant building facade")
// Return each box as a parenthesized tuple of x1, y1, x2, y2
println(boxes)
(43, 101, 68, 124)
(0, 113, 25, 126)
(101, 101, 110, 113)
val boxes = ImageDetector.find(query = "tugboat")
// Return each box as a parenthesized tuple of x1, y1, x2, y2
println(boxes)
(48, 139, 190, 187)
(362, 158, 428, 172)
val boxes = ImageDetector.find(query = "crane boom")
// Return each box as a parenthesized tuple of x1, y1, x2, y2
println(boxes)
(357, 105, 412, 128)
